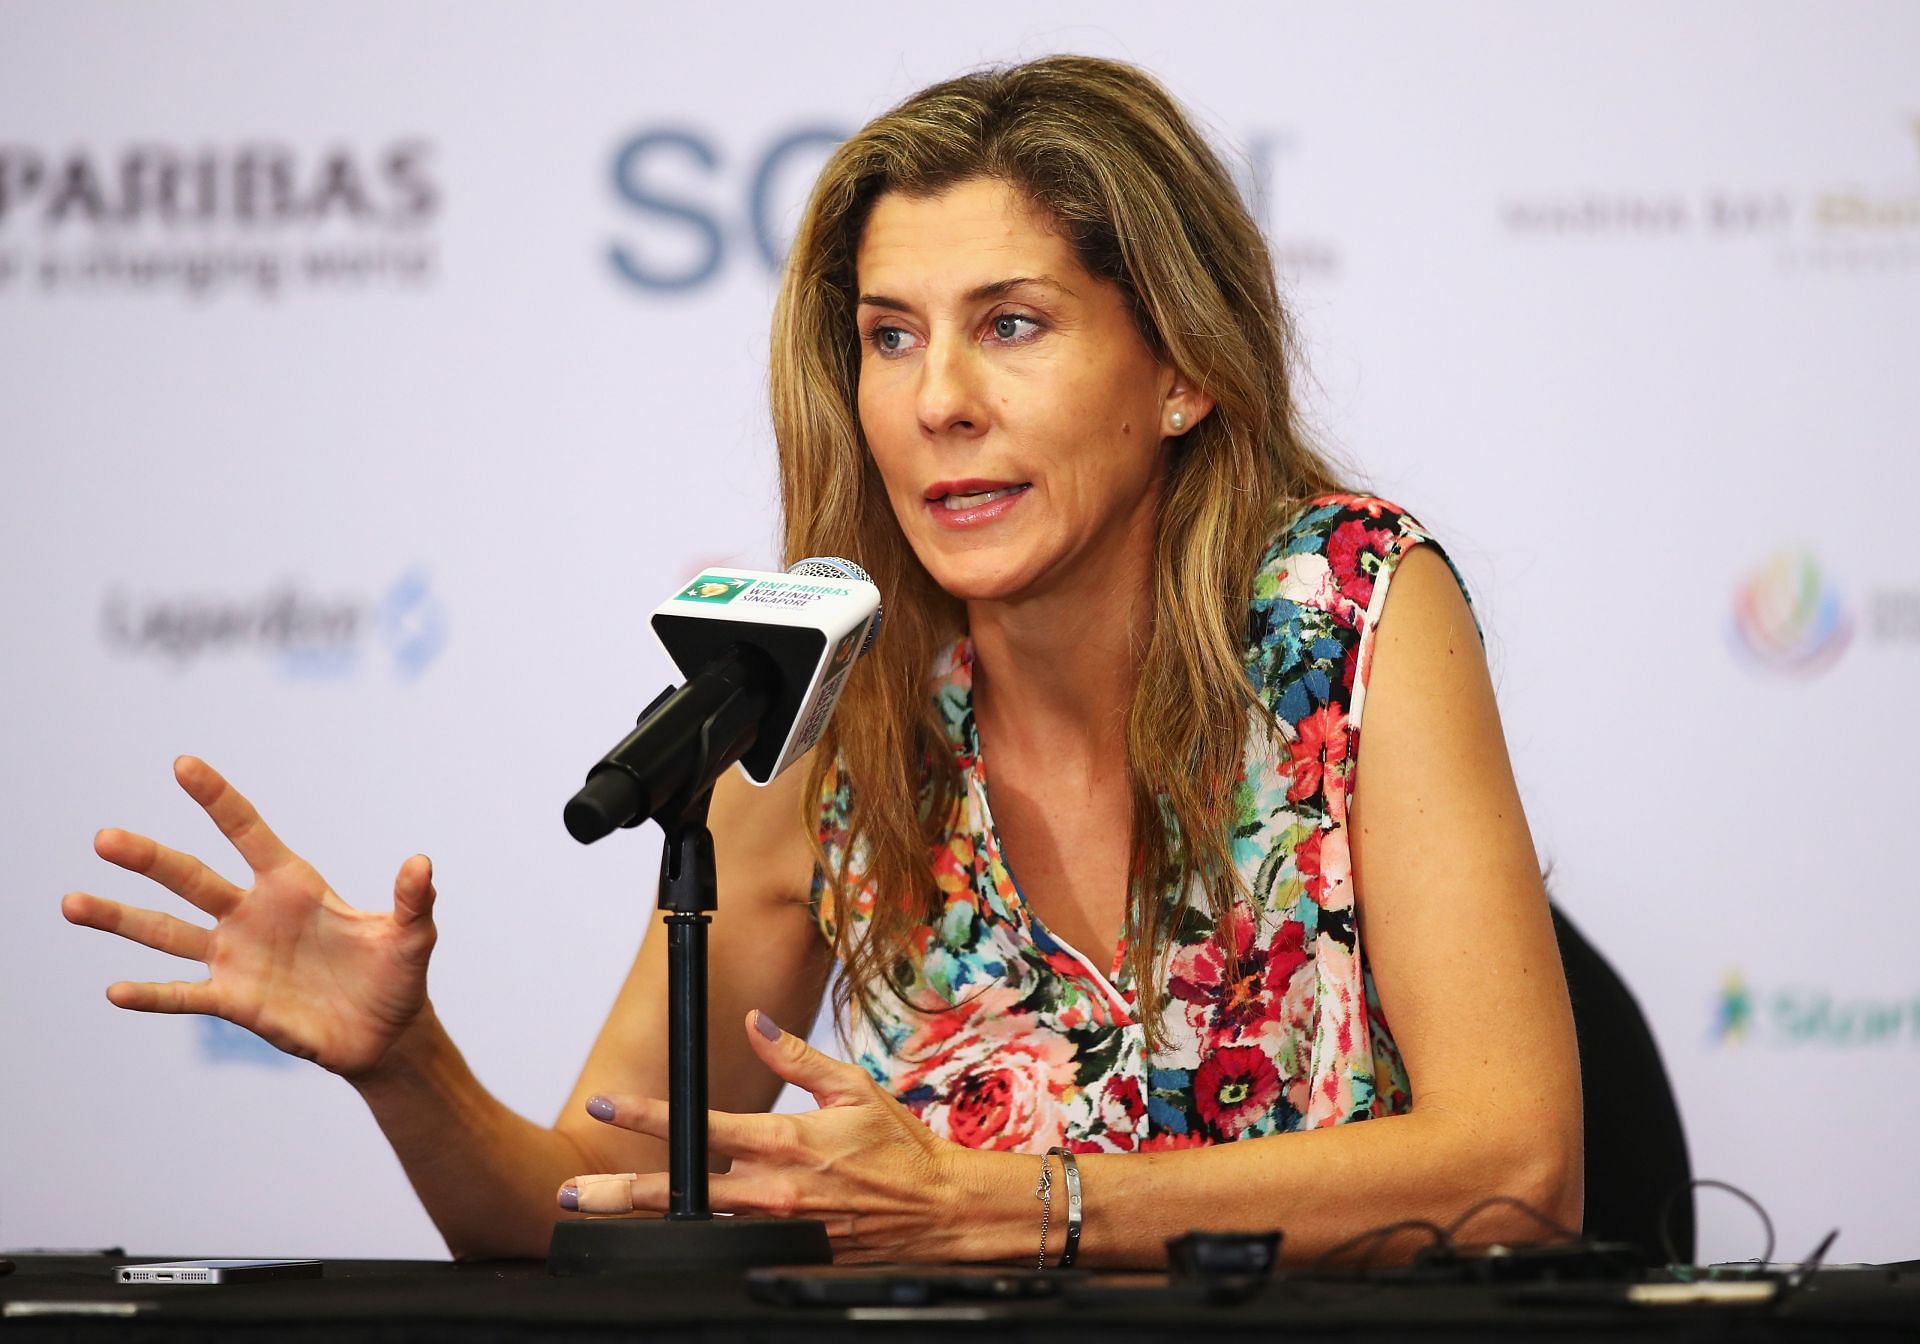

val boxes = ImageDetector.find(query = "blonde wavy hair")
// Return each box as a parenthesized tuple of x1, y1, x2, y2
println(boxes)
(770, 55, 1347, 1042)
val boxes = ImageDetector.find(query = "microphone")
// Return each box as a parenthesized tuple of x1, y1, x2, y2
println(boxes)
(563, 557, 882, 844)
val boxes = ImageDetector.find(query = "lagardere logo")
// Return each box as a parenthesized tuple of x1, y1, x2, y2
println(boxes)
(102, 569, 447, 679)
(380, 571, 448, 676)
(1714, 970, 1920, 1047)
(1728, 548, 1853, 676)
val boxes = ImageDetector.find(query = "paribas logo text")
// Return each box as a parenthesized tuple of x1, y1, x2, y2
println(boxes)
(0, 140, 441, 298)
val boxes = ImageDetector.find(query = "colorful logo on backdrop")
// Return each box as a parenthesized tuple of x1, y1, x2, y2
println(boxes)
(101, 568, 448, 680)
(1711, 971, 1755, 1044)
(1713, 970, 1920, 1047)
(379, 570, 450, 675)
(1729, 549, 1853, 675)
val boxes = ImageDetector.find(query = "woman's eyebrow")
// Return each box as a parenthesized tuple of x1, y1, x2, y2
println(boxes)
(856, 275, 1077, 311)
(964, 275, 1076, 301)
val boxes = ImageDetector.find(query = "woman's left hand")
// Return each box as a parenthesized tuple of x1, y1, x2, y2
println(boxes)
(558, 1010, 976, 1263)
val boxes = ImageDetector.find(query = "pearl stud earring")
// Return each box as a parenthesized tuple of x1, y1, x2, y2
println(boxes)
(1169, 410, 1187, 432)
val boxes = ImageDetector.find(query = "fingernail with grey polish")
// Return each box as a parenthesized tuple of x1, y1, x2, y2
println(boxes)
(586, 1095, 615, 1122)
(559, 1184, 579, 1212)
(754, 1010, 782, 1042)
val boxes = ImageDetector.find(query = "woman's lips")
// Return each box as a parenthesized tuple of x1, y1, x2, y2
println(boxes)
(923, 481, 1031, 528)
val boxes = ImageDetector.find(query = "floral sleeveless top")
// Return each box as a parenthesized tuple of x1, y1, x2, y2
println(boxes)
(813, 495, 1449, 1153)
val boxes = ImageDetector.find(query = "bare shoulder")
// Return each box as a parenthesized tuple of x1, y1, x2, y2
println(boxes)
(1350, 540, 1524, 919)
(1365, 543, 1486, 724)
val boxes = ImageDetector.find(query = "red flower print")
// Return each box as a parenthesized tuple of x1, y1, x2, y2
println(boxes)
(1293, 827, 1352, 907)
(1169, 911, 1247, 1004)
(1168, 942, 1219, 999)
(1286, 704, 1350, 803)
(946, 1068, 1018, 1149)
(1326, 519, 1395, 609)
(1098, 1074, 1147, 1131)
(1220, 953, 1283, 1034)
(1265, 919, 1309, 989)
(915, 1021, 1075, 1151)
(1195, 1046, 1282, 1139)
(1295, 828, 1324, 885)
(1140, 1131, 1211, 1152)
(1167, 912, 1285, 1038)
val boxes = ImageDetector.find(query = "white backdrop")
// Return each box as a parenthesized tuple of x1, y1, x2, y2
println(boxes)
(3, 1, 1916, 1265)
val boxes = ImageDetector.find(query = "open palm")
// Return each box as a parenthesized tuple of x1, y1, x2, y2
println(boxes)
(62, 756, 437, 1078)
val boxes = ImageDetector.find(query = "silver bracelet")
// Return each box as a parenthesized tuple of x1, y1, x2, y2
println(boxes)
(1046, 1146, 1082, 1268)
(1034, 1151, 1053, 1270)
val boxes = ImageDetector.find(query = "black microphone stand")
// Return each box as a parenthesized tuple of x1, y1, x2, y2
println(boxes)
(549, 728, 831, 1274)
(657, 788, 719, 1222)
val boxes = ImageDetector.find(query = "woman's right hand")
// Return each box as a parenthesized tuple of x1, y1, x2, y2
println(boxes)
(62, 755, 438, 1080)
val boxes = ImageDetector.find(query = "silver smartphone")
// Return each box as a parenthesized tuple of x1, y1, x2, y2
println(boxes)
(116, 1259, 321, 1285)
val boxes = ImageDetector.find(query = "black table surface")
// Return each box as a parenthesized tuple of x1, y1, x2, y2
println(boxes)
(2, 1252, 1915, 1341)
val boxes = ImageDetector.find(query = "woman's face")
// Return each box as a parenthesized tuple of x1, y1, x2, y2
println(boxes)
(854, 177, 1203, 606)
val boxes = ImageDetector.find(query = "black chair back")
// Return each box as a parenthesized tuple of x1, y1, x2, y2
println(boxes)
(1551, 904, 1695, 1263)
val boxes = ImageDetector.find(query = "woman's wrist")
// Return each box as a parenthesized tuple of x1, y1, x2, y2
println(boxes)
(345, 999, 447, 1097)
(939, 1145, 1062, 1265)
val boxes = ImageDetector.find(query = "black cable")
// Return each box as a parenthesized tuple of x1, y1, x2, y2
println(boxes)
(1312, 1218, 1450, 1272)
(1315, 1194, 1583, 1275)
(1775, 1227, 1840, 1304)
(1444, 1194, 1580, 1246)
(1310, 1179, 1789, 1287)
(1660, 1178, 1776, 1270)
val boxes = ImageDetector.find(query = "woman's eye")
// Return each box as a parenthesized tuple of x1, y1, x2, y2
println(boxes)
(991, 314, 1042, 342)
(868, 324, 921, 356)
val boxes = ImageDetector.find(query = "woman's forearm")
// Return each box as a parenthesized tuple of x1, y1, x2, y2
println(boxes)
(950, 1106, 1581, 1269)
(349, 1001, 648, 1260)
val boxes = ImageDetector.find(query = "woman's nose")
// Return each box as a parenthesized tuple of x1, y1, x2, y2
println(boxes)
(915, 340, 985, 438)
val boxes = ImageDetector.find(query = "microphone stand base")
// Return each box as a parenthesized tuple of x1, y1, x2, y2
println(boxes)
(546, 1216, 832, 1276)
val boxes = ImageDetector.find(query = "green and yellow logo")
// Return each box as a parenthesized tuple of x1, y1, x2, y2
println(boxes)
(1714, 968, 1920, 1048)
(1712, 971, 1755, 1044)
(676, 575, 754, 604)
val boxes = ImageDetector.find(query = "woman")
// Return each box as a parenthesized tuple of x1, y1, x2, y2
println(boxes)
(63, 56, 1580, 1267)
